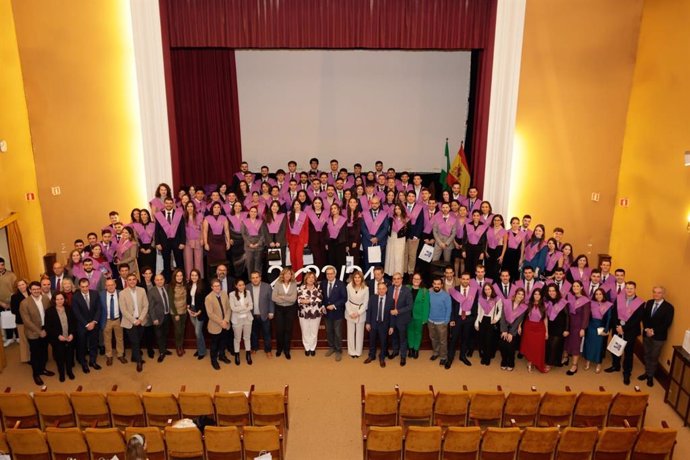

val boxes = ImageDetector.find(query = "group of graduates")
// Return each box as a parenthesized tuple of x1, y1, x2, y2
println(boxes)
(0, 157, 674, 386)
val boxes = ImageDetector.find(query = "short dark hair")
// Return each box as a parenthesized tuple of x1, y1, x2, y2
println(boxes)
(310, 157, 319, 164)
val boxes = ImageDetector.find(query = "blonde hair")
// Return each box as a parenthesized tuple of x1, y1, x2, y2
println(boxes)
(278, 267, 294, 284)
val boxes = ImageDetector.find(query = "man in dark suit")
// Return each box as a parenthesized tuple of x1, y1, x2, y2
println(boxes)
(366, 266, 390, 294)
(248, 271, 275, 357)
(605, 281, 645, 385)
(49, 261, 73, 293)
(147, 274, 173, 362)
(71, 278, 103, 373)
(114, 264, 130, 291)
(639, 286, 674, 387)
(364, 282, 395, 367)
(388, 272, 414, 366)
(154, 197, 186, 282)
(321, 266, 347, 361)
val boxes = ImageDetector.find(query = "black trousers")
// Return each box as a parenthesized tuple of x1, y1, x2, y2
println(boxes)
(210, 329, 230, 364)
(611, 336, 636, 377)
(368, 322, 389, 361)
(51, 341, 75, 378)
(325, 318, 343, 353)
(391, 320, 410, 358)
(144, 325, 156, 354)
(499, 337, 517, 368)
(28, 336, 49, 376)
(154, 316, 170, 354)
(447, 317, 474, 362)
(274, 304, 296, 353)
(160, 241, 184, 283)
(126, 326, 144, 363)
(76, 327, 99, 365)
(478, 317, 498, 361)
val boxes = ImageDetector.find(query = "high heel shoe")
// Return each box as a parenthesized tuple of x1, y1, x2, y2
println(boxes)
(566, 366, 578, 376)
(584, 362, 591, 371)
(246, 351, 253, 365)
(595, 364, 602, 374)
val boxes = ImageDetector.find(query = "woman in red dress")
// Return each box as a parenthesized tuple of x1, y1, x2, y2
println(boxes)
(520, 287, 548, 373)
(286, 200, 309, 279)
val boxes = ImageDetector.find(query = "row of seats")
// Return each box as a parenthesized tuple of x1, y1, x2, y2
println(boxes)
(363, 424, 677, 460)
(0, 384, 289, 432)
(0, 424, 284, 460)
(361, 385, 649, 430)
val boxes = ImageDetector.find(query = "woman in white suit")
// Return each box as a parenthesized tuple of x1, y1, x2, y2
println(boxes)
(229, 279, 254, 366)
(345, 270, 369, 358)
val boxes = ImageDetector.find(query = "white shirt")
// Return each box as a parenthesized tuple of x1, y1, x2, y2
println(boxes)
(190, 283, 197, 307)
(252, 284, 261, 315)
(32, 295, 46, 326)
(129, 288, 140, 318)
(106, 291, 121, 320)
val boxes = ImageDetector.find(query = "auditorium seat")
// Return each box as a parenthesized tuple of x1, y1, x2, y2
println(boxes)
(630, 422, 677, 460)
(141, 388, 180, 428)
(178, 386, 215, 421)
(404, 425, 442, 460)
(363, 426, 403, 460)
(554, 427, 598, 460)
(203, 426, 243, 460)
(0, 388, 39, 430)
(70, 387, 111, 428)
(45, 427, 89, 460)
(537, 390, 577, 428)
(441, 426, 482, 460)
(593, 426, 638, 460)
(362, 385, 400, 428)
(33, 391, 75, 429)
(434, 388, 471, 428)
(124, 427, 165, 460)
(479, 427, 521, 460)
(399, 386, 435, 427)
(5, 428, 50, 460)
(572, 389, 613, 428)
(83, 428, 126, 460)
(0, 433, 8, 458)
(468, 389, 505, 429)
(503, 391, 542, 428)
(243, 425, 284, 460)
(164, 426, 204, 460)
(107, 386, 146, 428)
(607, 392, 649, 429)
(516, 427, 559, 460)
(249, 384, 289, 431)
(213, 387, 251, 427)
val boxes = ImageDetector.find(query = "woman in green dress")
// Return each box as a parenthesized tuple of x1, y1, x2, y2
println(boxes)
(407, 272, 430, 358)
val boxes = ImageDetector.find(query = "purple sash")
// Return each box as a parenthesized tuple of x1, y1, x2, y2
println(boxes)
(455, 218, 466, 239)
(116, 239, 133, 259)
(132, 222, 154, 244)
(391, 217, 407, 233)
(503, 302, 528, 323)
(569, 266, 591, 282)
(423, 211, 437, 234)
(524, 241, 543, 262)
(83, 269, 103, 290)
(228, 214, 244, 233)
(405, 204, 422, 225)
(528, 306, 543, 322)
(242, 217, 263, 236)
(327, 216, 347, 239)
(616, 294, 644, 322)
(222, 202, 233, 216)
(486, 227, 506, 249)
(449, 285, 477, 313)
(362, 210, 388, 235)
(288, 212, 308, 235)
(567, 294, 589, 314)
(478, 297, 498, 315)
(546, 299, 568, 321)
(494, 283, 512, 303)
(155, 211, 183, 238)
(507, 231, 525, 249)
(206, 215, 228, 235)
(266, 213, 285, 234)
(306, 208, 328, 231)
(465, 223, 486, 245)
(545, 250, 563, 271)
(234, 171, 245, 182)
(359, 196, 372, 211)
(436, 215, 456, 237)
(591, 301, 613, 320)
(149, 197, 164, 210)
(186, 218, 202, 240)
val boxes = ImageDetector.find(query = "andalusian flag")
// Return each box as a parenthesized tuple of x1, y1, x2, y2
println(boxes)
(440, 139, 450, 191)
(447, 141, 471, 195)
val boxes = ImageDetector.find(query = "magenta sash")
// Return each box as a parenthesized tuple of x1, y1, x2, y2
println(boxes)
(478, 297, 498, 315)
(436, 215, 456, 237)
(465, 223, 486, 245)
(546, 299, 568, 321)
(523, 241, 543, 262)
(359, 196, 372, 211)
(362, 210, 388, 235)
(528, 306, 543, 322)
(423, 211, 437, 234)
(391, 216, 407, 233)
(567, 294, 589, 314)
(545, 250, 563, 271)
(266, 213, 285, 234)
(455, 218, 466, 239)
(206, 215, 228, 235)
(494, 283, 512, 303)
(228, 214, 244, 233)
(327, 216, 347, 239)
(222, 202, 233, 216)
(149, 197, 164, 210)
(486, 227, 506, 249)
(504, 302, 528, 323)
(116, 239, 133, 259)
(616, 294, 643, 322)
(569, 267, 591, 282)
(405, 203, 422, 224)
(186, 218, 202, 240)
(449, 285, 477, 313)
(83, 269, 103, 290)
(288, 212, 308, 235)
(306, 208, 328, 231)
(242, 217, 263, 236)
(234, 171, 245, 182)
(132, 222, 154, 244)
(591, 301, 613, 320)
(155, 211, 183, 238)
(507, 231, 525, 249)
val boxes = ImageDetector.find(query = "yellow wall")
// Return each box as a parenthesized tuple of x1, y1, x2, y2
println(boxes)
(0, 0, 47, 277)
(511, 0, 643, 259)
(609, 0, 690, 370)
(11, 0, 147, 262)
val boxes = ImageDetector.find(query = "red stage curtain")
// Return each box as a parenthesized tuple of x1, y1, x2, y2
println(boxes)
(170, 48, 242, 187)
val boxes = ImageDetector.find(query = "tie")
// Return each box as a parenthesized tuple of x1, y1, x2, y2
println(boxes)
(526, 281, 531, 293)
(589, 285, 594, 297)
(478, 280, 483, 288)
(603, 275, 608, 283)
(462, 287, 467, 297)
(55, 277, 61, 291)
(408, 204, 413, 212)
(444, 216, 448, 223)
(557, 281, 561, 290)
(217, 295, 224, 319)
(328, 282, 333, 298)
(373, 211, 378, 218)
(109, 294, 115, 320)
(652, 302, 660, 316)
(161, 288, 170, 314)
(85, 293, 90, 309)
(503, 285, 508, 297)
(338, 191, 343, 200)
(617, 285, 622, 294)
(378, 297, 384, 322)
(167, 211, 172, 224)
(394, 287, 399, 306)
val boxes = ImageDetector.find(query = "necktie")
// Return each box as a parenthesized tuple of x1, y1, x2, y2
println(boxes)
(373, 211, 378, 218)
(503, 285, 508, 297)
(557, 281, 561, 290)
(526, 281, 531, 293)
(603, 275, 608, 283)
(161, 288, 169, 314)
(85, 293, 90, 309)
(444, 216, 448, 223)
(589, 285, 594, 297)
(617, 285, 622, 294)
(217, 295, 224, 319)
(55, 277, 61, 291)
(109, 294, 115, 320)
(394, 287, 399, 306)
(378, 297, 384, 322)
(462, 287, 467, 297)
(408, 204, 413, 212)
(167, 211, 172, 224)
(328, 282, 333, 298)
(652, 302, 660, 316)
(478, 280, 483, 288)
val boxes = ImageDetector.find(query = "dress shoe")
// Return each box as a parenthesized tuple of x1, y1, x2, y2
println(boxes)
(147, 349, 155, 358)
(197, 354, 205, 360)
(310, 350, 316, 356)
(33, 375, 44, 386)
(164, 350, 172, 356)
(42, 370, 55, 376)
(305, 350, 310, 357)
(388, 351, 399, 359)
(176, 348, 183, 357)
(136, 362, 143, 372)
(364, 357, 374, 364)
(637, 373, 648, 381)
(604, 366, 620, 373)
(99, 346, 105, 356)
(82, 365, 90, 374)
(219, 355, 231, 364)
(59, 375, 65, 382)
(379, 360, 386, 368)
(67, 371, 75, 380)
(235, 354, 241, 365)
(325, 349, 335, 357)
(106, 357, 113, 366)
(444, 361, 452, 370)
(623, 376, 631, 385)
(439, 359, 447, 366)
(157, 355, 165, 363)
(460, 356, 472, 366)
(400, 358, 406, 367)
(90, 362, 101, 370)
(193, 351, 199, 357)
(566, 366, 578, 376)
(430, 355, 439, 361)
(276, 350, 282, 357)
(647, 377, 654, 387)
(246, 351, 253, 365)
(335, 352, 342, 362)
(118, 356, 128, 364)
(212, 361, 221, 370)
(285, 352, 291, 360)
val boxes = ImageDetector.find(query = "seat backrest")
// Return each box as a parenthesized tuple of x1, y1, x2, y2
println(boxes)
(214, 392, 250, 426)
(608, 393, 649, 429)
(399, 391, 435, 426)
(556, 427, 598, 460)
(572, 392, 613, 428)
(443, 426, 482, 457)
(405, 426, 442, 457)
(125, 427, 166, 460)
(631, 427, 677, 460)
(203, 426, 242, 460)
(537, 392, 577, 428)
(45, 427, 89, 460)
(366, 426, 403, 460)
(178, 392, 215, 419)
(6, 428, 50, 459)
(481, 427, 521, 458)
(243, 425, 282, 460)
(469, 392, 505, 428)
(84, 428, 126, 460)
(141, 392, 180, 427)
(0, 392, 39, 429)
(435, 391, 471, 428)
(70, 392, 111, 428)
(164, 426, 204, 459)
(364, 391, 399, 427)
(250, 391, 286, 427)
(518, 427, 559, 459)
(33, 392, 75, 429)
(503, 392, 542, 427)
(106, 392, 146, 428)
(0, 432, 8, 457)
(594, 427, 637, 459)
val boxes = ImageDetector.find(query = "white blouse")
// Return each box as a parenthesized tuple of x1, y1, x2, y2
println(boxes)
(345, 284, 369, 323)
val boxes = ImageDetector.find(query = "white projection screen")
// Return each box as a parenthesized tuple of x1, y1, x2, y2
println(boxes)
(235, 50, 471, 173)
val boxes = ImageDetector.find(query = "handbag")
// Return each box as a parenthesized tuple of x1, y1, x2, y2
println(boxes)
(0, 310, 16, 329)
(267, 248, 282, 261)
(303, 247, 314, 265)
(607, 334, 627, 357)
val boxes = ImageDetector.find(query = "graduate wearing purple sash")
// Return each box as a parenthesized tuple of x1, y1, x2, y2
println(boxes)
(227, 202, 247, 278)
(360, 197, 390, 271)
(432, 203, 457, 264)
(567, 254, 592, 284)
(154, 198, 186, 283)
(203, 203, 231, 273)
(306, 198, 329, 270)
(402, 192, 424, 278)
(546, 268, 571, 297)
(446, 274, 477, 369)
(605, 283, 645, 384)
(326, 204, 348, 269)
(263, 201, 287, 274)
(415, 200, 438, 284)
(114, 228, 139, 277)
(384, 205, 409, 277)
(345, 198, 363, 268)
(522, 224, 547, 277)
(498, 288, 528, 371)
(182, 202, 204, 279)
(241, 207, 266, 276)
(564, 281, 591, 375)
(132, 210, 156, 273)
(582, 288, 612, 372)
(520, 289, 548, 373)
(503, 218, 525, 282)
(462, 211, 487, 276)
(544, 284, 569, 370)
(286, 201, 309, 276)
(543, 238, 563, 278)
(149, 182, 172, 216)
(484, 215, 508, 281)
(474, 284, 503, 366)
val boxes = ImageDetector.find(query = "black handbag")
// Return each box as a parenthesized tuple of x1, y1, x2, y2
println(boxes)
(267, 248, 282, 261)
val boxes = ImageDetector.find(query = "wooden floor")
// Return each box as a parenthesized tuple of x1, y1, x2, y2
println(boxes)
(1, 343, 687, 460)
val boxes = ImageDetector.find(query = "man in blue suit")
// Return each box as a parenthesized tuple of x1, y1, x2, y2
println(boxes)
(361, 197, 390, 271)
(72, 278, 103, 373)
(320, 266, 347, 361)
(388, 272, 414, 366)
(364, 282, 395, 368)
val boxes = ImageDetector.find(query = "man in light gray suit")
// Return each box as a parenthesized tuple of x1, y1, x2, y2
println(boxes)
(248, 271, 275, 357)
